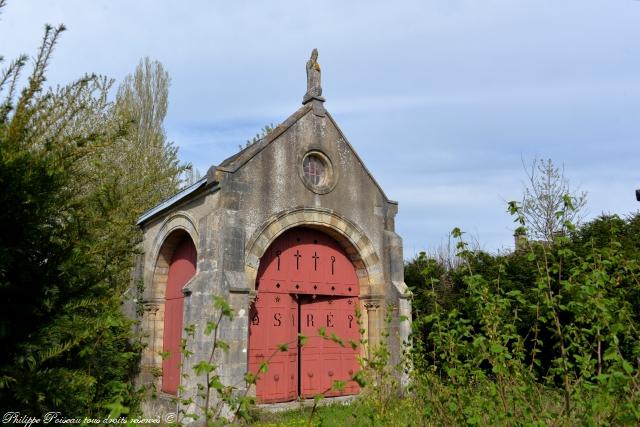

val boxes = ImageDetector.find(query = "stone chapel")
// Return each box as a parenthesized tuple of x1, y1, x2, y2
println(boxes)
(134, 50, 410, 413)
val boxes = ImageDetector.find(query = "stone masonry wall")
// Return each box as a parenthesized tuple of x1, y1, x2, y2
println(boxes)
(136, 103, 410, 419)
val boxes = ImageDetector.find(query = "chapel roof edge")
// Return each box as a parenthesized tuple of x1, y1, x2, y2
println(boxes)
(136, 100, 397, 227)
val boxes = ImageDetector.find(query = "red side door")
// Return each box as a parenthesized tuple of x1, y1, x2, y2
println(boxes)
(162, 237, 196, 395)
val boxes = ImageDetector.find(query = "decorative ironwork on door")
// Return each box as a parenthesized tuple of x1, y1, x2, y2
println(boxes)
(248, 227, 360, 403)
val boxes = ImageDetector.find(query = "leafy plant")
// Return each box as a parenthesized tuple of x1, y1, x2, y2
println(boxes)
(520, 157, 587, 241)
(0, 1, 182, 416)
(408, 199, 640, 425)
(169, 295, 300, 425)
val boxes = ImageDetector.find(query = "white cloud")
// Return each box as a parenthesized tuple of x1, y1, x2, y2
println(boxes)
(3, 0, 639, 255)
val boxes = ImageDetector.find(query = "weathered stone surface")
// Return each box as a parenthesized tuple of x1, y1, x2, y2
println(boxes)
(303, 48, 324, 104)
(133, 53, 409, 420)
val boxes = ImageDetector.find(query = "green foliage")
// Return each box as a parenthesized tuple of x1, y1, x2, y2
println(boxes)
(0, 3, 183, 416)
(520, 157, 588, 241)
(355, 307, 410, 425)
(407, 203, 640, 425)
(250, 399, 420, 427)
(241, 123, 275, 150)
(404, 252, 449, 318)
(174, 295, 268, 425)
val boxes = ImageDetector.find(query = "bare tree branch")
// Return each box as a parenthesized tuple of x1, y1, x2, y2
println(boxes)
(520, 157, 587, 241)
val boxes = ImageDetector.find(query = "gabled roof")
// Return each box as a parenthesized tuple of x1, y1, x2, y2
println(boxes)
(137, 102, 396, 227)
(324, 110, 396, 205)
(216, 103, 313, 173)
(216, 102, 395, 203)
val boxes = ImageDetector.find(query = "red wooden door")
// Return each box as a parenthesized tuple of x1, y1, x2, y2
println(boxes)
(249, 227, 360, 403)
(300, 295, 360, 398)
(162, 236, 196, 395)
(255, 228, 360, 297)
(248, 292, 298, 403)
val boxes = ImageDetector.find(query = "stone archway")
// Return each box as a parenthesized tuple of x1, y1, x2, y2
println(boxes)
(245, 207, 386, 379)
(245, 207, 384, 297)
(140, 212, 199, 392)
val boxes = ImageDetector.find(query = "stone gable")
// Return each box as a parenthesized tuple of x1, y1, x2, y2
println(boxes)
(134, 50, 410, 418)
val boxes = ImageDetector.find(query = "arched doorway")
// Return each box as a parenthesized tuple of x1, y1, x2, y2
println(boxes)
(248, 227, 360, 403)
(162, 235, 197, 394)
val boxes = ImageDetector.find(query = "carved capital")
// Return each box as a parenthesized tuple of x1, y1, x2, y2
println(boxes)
(363, 302, 381, 312)
(144, 302, 160, 314)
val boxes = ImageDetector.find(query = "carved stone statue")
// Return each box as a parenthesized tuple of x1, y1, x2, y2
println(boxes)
(303, 48, 324, 104)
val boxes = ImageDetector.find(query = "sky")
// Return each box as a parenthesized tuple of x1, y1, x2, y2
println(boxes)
(2, 0, 639, 258)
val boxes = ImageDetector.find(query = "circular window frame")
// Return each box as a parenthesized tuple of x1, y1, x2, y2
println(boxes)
(298, 150, 337, 194)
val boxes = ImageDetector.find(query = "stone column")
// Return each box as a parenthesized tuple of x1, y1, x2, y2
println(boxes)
(139, 302, 161, 388)
(363, 301, 381, 357)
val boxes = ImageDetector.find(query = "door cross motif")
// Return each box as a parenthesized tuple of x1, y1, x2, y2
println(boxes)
(294, 250, 302, 270)
(250, 228, 361, 403)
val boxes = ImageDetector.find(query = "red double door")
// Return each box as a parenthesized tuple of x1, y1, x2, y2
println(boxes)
(248, 228, 361, 403)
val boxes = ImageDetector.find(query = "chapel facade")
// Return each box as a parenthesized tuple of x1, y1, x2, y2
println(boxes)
(134, 50, 410, 413)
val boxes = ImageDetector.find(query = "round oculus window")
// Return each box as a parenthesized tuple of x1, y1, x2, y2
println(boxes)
(303, 154, 326, 186)
(299, 151, 337, 194)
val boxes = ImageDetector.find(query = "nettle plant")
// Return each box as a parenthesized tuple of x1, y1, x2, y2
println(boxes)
(163, 296, 259, 425)
(306, 306, 406, 427)
(162, 295, 376, 426)
(508, 197, 640, 422)
(410, 196, 640, 425)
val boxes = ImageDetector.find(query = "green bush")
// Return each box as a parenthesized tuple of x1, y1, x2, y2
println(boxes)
(407, 205, 640, 425)
(0, 3, 181, 415)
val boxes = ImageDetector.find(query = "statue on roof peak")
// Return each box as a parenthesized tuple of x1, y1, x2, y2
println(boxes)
(303, 48, 325, 104)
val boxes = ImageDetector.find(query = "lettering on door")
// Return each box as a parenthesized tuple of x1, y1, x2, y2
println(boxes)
(248, 227, 361, 403)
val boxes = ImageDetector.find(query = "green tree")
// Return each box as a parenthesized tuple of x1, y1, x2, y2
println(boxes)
(409, 201, 640, 424)
(404, 252, 448, 317)
(0, 6, 183, 415)
(521, 158, 587, 241)
(113, 56, 184, 205)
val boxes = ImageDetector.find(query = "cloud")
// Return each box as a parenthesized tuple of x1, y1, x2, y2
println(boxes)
(2, 0, 639, 256)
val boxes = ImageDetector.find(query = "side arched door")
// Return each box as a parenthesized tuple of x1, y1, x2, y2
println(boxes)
(162, 236, 196, 394)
